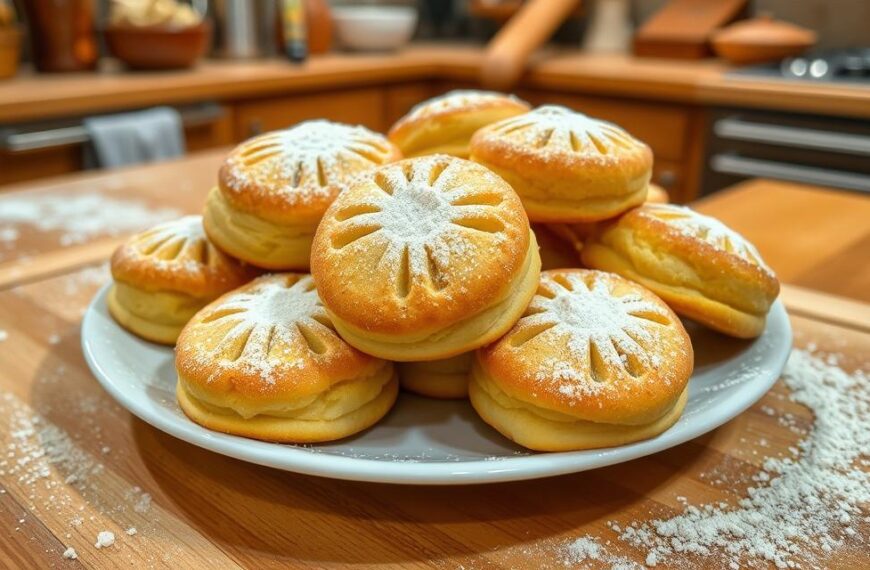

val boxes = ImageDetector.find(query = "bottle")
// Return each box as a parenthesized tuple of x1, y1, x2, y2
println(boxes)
(281, 0, 307, 62)
(21, 0, 99, 72)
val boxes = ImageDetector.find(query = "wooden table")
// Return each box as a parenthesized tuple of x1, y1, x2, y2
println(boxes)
(0, 156, 868, 568)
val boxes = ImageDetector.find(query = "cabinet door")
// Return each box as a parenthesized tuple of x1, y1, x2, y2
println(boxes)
(234, 88, 387, 140)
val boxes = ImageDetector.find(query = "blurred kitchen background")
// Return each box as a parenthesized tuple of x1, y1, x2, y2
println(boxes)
(0, 0, 867, 200)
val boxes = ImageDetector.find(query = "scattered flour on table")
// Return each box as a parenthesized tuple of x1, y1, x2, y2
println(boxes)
(0, 392, 157, 561)
(94, 530, 115, 549)
(0, 192, 179, 247)
(0, 329, 7, 342)
(561, 349, 869, 569)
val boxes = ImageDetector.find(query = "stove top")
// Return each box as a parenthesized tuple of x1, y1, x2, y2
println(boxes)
(727, 48, 870, 84)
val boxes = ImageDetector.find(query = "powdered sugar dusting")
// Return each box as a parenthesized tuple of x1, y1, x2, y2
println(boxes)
(562, 348, 869, 568)
(222, 120, 396, 205)
(512, 270, 681, 397)
(124, 215, 207, 274)
(328, 156, 513, 298)
(0, 193, 179, 247)
(400, 89, 527, 123)
(482, 105, 644, 162)
(643, 204, 774, 274)
(188, 274, 334, 385)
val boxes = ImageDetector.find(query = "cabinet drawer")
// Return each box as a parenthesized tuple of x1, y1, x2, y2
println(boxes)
(234, 87, 387, 140)
(517, 91, 689, 162)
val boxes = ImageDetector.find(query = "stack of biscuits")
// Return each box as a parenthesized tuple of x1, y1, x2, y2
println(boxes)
(107, 90, 780, 451)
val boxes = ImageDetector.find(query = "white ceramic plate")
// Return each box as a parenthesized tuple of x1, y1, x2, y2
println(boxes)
(82, 284, 791, 484)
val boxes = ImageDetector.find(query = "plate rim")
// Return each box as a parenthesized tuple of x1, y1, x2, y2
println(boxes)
(81, 283, 792, 485)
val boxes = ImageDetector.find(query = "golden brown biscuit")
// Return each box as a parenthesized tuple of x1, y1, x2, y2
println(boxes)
(204, 120, 402, 270)
(108, 216, 256, 345)
(388, 90, 530, 158)
(545, 182, 671, 260)
(175, 273, 398, 443)
(471, 269, 693, 452)
(310, 154, 541, 361)
(646, 183, 670, 204)
(398, 352, 474, 399)
(470, 105, 652, 223)
(582, 204, 780, 338)
(532, 224, 580, 270)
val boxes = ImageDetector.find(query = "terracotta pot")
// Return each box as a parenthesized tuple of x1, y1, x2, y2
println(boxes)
(0, 26, 21, 79)
(104, 21, 213, 70)
(712, 13, 816, 65)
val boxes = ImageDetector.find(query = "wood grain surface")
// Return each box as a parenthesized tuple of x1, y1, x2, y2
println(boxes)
(0, 150, 224, 289)
(0, 267, 866, 569)
(0, 161, 868, 568)
(0, 45, 867, 124)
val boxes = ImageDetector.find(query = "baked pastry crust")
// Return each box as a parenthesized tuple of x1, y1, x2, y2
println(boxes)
(108, 215, 255, 344)
(310, 155, 541, 361)
(205, 120, 401, 269)
(388, 90, 530, 158)
(545, 182, 670, 260)
(581, 204, 780, 338)
(532, 224, 580, 271)
(175, 273, 398, 443)
(470, 105, 652, 223)
(471, 269, 693, 451)
(398, 352, 474, 399)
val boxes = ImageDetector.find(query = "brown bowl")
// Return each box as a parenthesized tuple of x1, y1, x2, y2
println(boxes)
(0, 26, 22, 79)
(104, 21, 212, 70)
(712, 15, 816, 65)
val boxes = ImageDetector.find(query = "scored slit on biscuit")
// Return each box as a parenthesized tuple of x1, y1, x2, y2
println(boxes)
(508, 316, 558, 348)
(450, 214, 504, 234)
(297, 321, 329, 355)
(331, 223, 383, 249)
(450, 191, 502, 207)
(588, 133, 608, 155)
(423, 243, 448, 290)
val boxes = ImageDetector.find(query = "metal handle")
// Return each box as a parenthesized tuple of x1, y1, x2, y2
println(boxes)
(711, 154, 870, 193)
(714, 117, 870, 157)
(0, 103, 224, 153)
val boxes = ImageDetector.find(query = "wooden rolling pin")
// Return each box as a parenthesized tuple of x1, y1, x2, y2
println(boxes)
(481, 0, 581, 90)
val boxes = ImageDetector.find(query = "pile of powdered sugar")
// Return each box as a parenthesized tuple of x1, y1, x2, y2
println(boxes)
(0, 192, 179, 247)
(562, 348, 869, 569)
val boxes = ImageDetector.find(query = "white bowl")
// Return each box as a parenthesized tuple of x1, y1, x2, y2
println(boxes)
(332, 6, 417, 51)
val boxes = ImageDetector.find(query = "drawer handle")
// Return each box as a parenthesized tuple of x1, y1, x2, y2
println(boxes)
(714, 117, 870, 157)
(711, 154, 870, 193)
(0, 103, 225, 153)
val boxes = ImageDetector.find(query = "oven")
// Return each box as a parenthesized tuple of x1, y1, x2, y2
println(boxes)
(702, 108, 870, 195)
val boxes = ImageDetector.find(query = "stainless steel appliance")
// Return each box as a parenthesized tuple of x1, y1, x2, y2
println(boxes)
(703, 108, 870, 195)
(727, 48, 870, 84)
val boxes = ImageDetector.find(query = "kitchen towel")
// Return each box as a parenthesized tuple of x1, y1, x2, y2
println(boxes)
(84, 106, 186, 168)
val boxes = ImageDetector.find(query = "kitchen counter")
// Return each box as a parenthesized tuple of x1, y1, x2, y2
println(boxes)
(0, 155, 867, 568)
(0, 45, 868, 123)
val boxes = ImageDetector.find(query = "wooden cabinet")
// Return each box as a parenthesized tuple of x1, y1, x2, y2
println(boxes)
(234, 87, 387, 140)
